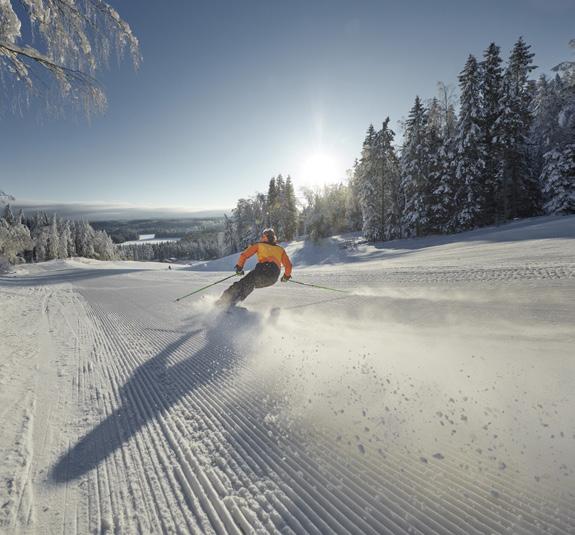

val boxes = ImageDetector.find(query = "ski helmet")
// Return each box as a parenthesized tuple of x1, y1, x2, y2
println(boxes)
(262, 228, 277, 244)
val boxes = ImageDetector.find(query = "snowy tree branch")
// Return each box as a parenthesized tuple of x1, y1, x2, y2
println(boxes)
(0, 0, 140, 116)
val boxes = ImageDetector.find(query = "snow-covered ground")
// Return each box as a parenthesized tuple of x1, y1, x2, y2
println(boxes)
(1, 215, 574, 534)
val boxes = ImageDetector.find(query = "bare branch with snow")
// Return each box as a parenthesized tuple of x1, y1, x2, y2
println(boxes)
(0, 0, 140, 116)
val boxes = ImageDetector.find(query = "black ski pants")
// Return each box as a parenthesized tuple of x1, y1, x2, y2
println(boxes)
(220, 262, 280, 305)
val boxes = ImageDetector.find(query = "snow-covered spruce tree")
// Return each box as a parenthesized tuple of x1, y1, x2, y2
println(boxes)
(356, 120, 401, 241)
(46, 214, 60, 260)
(0, 0, 139, 116)
(434, 125, 458, 234)
(541, 145, 575, 214)
(66, 220, 77, 257)
(0, 194, 15, 267)
(223, 214, 238, 255)
(530, 75, 567, 180)
(377, 118, 401, 240)
(93, 230, 116, 260)
(29, 211, 49, 261)
(274, 175, 292, 240)
(478, 43, 505, 225)
(3, 204, 15, 225)
(281, 176, 298, 240)
(0, 194, 31, 268)
(345, 164, 363, 233)
(552, 40, 575, 143)
(497, 37, 538, 219)
(0, 217, 31, 266)
(266, 177, 280, 229)
(254, 193, 268, 238)
(74, 220, 95, 258)
(453, 54, 486, 230)
(58, 220, 71, 259)
(400, 96, 431, 237)
(356, 124, 383, 241)
(271, 174, 298, 240)
(424, 98, 447, 234)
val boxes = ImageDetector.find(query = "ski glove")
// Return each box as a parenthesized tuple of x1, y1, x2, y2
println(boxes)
(234, 265, 245, 276)
(281, 274, 291, 282)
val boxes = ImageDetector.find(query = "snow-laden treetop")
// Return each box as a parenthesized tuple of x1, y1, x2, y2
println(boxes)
(0, 0, 140, 115)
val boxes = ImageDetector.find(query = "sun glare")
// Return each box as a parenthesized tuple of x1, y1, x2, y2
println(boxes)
(299, 152, 340, 187)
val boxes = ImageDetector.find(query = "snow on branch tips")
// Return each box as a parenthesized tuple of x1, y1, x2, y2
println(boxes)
(0, 0, 140, 117)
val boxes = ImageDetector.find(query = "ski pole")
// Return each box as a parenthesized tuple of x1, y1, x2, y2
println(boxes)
(288, 279, 349, 293)
(175, 274, 237, 302)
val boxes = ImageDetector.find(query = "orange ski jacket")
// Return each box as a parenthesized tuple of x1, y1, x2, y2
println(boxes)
(237, 242, 292, 277)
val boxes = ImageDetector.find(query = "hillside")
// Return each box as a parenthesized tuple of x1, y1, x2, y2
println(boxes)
(0, 214, 573, 534)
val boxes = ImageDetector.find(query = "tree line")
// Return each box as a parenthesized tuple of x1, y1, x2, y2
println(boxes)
(0, 203, 228, 268)
(0, 206, 116, 270)
(118, 234, 224, 263)
(323, 37, 574, 242)
(217, 38, 574, 248)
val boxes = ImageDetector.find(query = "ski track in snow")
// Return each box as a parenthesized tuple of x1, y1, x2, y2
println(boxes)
(0, 216, 574, 534)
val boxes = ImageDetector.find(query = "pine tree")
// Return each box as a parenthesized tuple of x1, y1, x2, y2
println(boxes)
(424, 98, 446, 233)
(497, 37, 538, 219)
(345, 164, 363, 232)
(530, 75, 566, 179)
(75, 220, 95, 258)
(3, 204, 15, 225)
(553, 40, 575, 145)
(274, 174, 287, 237)
(45, 215, 60, 260)
(0, 218, 31, 265)
(355, 120, 401, 241)
(223, 214, 238, 254)
(58, 220, 70, 259)
(378, 118, 401, 239)
(479, 43, 505, 225)
(93, 230, 116, 260)
(283, 176, 298, 240)
(400, 96, 430, 237)
(254, 193, 268, 237)
(454, 54, 486, 230)
(541, 144, 575, 214)
(266, 177, 279, 228)
(356, 124, 383, 240)
(31, 212, 49, 262)
(67, 220, 77, 257)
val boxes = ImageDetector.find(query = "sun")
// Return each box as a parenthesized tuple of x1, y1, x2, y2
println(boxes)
(299, 152, 340, 187)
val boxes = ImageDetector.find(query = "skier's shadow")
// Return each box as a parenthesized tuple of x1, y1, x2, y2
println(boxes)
(50, 308, 262, 483)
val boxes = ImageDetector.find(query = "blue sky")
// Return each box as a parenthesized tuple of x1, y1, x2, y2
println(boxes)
(1, 0, 574, 216)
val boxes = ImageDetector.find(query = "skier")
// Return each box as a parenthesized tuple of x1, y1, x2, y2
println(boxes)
(216, 228, 292, 307)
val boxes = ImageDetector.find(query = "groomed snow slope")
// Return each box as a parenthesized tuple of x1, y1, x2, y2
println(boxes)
(0, 215, 574, 534)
